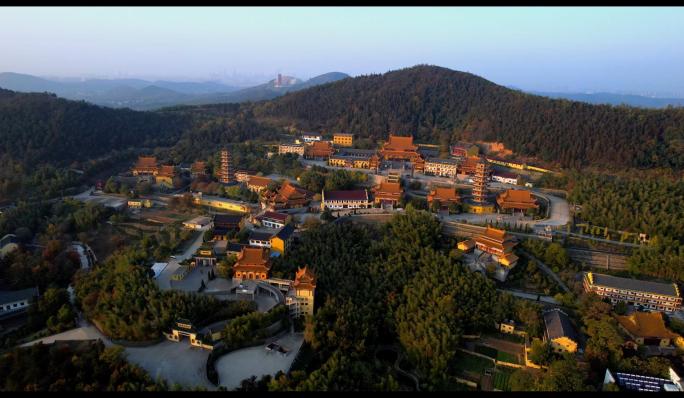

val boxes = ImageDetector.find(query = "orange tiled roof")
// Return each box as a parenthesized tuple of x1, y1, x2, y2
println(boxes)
(474, 227, 517, 252)
(280, 181, 308, 200)
(157, 165, 176, 177)
(135, 156, 157, 169)
(428, 186, 460, 202)
(248, 176, 272, 187)
(293, 266, 316, 290)
(235, 247, 270, 268)
(497, 189, 539, 209)
(384, 135, 417, 150)
(615, 312, 679, 339)
(191, 161, 206, 173)
(374, 182, 403, 194)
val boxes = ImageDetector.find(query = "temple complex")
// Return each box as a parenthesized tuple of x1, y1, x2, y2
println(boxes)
(496, 189, 539, 213)
(132, 155, 158, 176)
(190, 161, 207, 178)
(233, 246, 271, 280)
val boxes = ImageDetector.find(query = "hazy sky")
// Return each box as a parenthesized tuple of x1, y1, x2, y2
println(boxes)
(1, 7, 683, 95)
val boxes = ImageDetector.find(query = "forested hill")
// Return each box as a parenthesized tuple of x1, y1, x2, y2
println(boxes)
(252, 65, 684, 170)
(0, 89, 189, 166)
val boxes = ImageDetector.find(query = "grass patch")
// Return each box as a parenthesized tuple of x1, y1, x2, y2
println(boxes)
(496, 351, 519, 364)
(474, 344, 498, 359)
(493, 370, 512, 391)
(452, 351, 494, 374)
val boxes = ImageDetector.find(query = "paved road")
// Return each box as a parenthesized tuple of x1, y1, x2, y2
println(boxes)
(157, 226, 210, 290)
(497, 289, 560, 305)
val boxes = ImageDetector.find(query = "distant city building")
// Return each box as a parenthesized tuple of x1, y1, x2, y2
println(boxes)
(543, 308, 579, 353)
(583, 272, 682, 312)
(321, 189, 371, 210)
(333, 133, 354, 147)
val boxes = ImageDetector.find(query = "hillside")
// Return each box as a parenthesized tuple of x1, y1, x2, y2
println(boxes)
(251, 65, 684, 170)
(0, 88, 189, 166)
(530, 91, 684, 109)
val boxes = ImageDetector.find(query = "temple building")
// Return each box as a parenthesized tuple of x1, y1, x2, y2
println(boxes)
(496, 189, 539, 213)
(132, 155, 158, 176)
(321, 189, 372, 210)
(262, 181, 311, 210)
(304, 141, 335, 160)
(427, 186, 461, 209)
(255, 211, 290, 229)
(155, 164, 176, 187)
(233, 246, 271, 280)
(473, 227, 518, 265)
(615, 311, 681, 347)
(190, 161, 207, 178)
(469, 159, 495, 213)
(372, 181, 403, 207)
(218, 149, 235, 184)
(286, 266, 316, 318)
(278, 143, 305, 157)
(333, 133, 354, 147)
(423, 157, 460, 178)
(213, 213, 245, 240)
(379, 134, 425, 172)
(247, 176, 272, 193)
(583, 272, 682, 312)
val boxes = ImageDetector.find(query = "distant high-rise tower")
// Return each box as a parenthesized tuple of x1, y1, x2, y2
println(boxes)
(276, 73, 282, 87)
(472, 159, 489, 204)
(219, 148, 234, 184)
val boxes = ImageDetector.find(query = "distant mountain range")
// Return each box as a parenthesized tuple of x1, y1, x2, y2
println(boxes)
(0, 71, 350, 110)
(526, 90, 684, 109)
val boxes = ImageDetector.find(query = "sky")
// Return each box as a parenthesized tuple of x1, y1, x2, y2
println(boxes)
(1, 7, 683, 95)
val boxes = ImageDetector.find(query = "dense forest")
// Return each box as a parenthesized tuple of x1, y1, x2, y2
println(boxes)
(249, 65, 684, 170)
(0, 89, 189, 167)
(0, 341, 167, 391)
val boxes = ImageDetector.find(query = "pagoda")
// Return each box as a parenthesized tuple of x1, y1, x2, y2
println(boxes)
(468, 159, 494, 213)
(287, 266, 317, 317)
(218, 149, 234, 184)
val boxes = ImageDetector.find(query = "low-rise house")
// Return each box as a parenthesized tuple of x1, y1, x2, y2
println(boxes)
(0, 287, 39, 319)
(423, 157, 460, 178)
(615, 311, 680, 347)
(213, 214, 245, 240)
(255, 211, 290, 229)
(249, 230, 275, 248)
(333, 133, 353, 147)
(543, 308, 579, 354)
(233, 246, 271, 280)
(321, 189, 371, 210)
(270, 224, 295, 255)
(301, 133, 322, 143)
(183, 216, 212, 230)
(247, 176, 272, 193)
(278, 143, 305, 157)
(492, 171, 520, 185)
(583, 272, 682, 313)
(127, 198, 152, 209)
